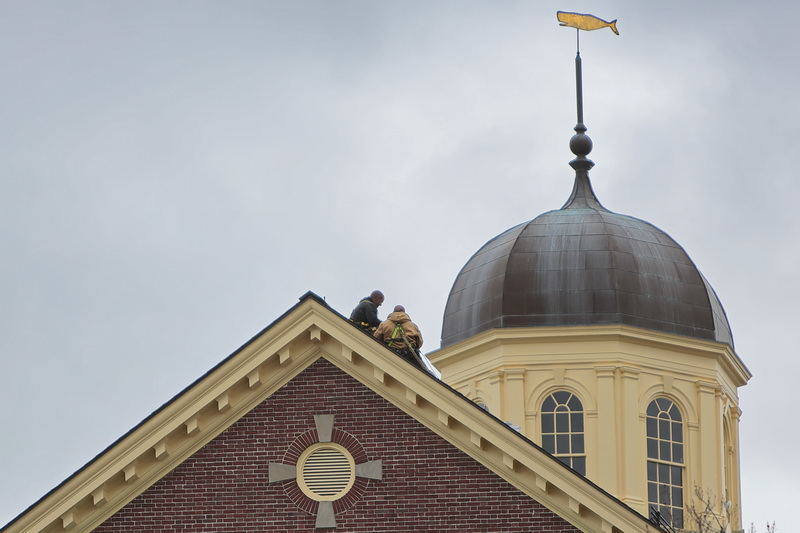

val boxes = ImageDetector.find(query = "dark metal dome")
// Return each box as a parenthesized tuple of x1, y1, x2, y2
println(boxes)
(441, 174, 733, 348)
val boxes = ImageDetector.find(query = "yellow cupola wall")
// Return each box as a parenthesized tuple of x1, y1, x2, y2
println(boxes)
(430, 323, 749, 528)
(429, 149, 751, 530)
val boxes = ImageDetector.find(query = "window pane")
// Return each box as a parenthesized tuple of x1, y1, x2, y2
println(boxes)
(647, 401, 659, 417)
(647, 461, 657, 481)
(646, 417, 657, 437)
(647, 438, 658, 458)
(553, 390, 570, 404)
(660, 440, 671, 462)
(673, 421, 683, 442)
(672, 443, 683, 463)
(572, 434, 584, 454)
(658, 463, 669, 482)
(542, 434, 555, 453)
(571, 412, 584, 432)
(572, 456, 586, 476)
(556, 434, 570, 454)
(672, 487, 683, 508)
(674, 509, 684, 529)
(672, 466, 682, 485)
(556, 412, 569, 431)
(659, 419, 671, 440)
(567, 395, 582, 411)
(648, 482, 657, 502)
(541, 413, 554, 434)
(542, 396, 556, 412)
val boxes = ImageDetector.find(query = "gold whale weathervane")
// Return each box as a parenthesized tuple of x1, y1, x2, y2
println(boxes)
(556, 11, 619, 173)
(557, 11, 619, 35)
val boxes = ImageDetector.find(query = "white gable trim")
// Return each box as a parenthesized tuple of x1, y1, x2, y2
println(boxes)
(3, 294, 657, 533)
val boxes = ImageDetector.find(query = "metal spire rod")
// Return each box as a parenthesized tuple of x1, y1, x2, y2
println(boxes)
(575, 50, 584, 126)
(575, 29, 584, 126)
(569, 29, 593, 173)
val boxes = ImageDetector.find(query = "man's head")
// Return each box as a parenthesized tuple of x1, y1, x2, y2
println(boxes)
(393, 305, 405, 313)
(370, 290, 385, 306)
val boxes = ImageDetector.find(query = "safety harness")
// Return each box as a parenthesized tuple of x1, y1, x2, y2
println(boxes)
(388, 323, 405, 348)
(387, 321, 425, 367)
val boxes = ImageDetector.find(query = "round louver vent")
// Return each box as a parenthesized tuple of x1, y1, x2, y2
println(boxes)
(297, 443, 356, 501)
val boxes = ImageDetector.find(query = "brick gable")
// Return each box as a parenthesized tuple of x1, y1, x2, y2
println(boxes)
(95, 359, 580, 532)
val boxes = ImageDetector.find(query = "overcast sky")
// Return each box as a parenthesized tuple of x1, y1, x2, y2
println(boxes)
(0, 2, 797, 530)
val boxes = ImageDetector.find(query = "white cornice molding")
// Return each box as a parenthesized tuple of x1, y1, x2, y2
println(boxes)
(429, 324, 751, 388)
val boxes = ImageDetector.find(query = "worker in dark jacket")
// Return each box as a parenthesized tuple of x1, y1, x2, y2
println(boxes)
(349, 290, 384, 331)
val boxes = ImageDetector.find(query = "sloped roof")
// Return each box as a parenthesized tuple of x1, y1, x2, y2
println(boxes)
(3, 292, 659, 533)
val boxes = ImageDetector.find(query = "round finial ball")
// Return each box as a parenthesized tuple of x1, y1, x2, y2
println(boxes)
(570, 132, 593, 157)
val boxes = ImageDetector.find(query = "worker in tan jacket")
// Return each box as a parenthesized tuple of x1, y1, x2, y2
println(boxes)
(374, 305, 424, 366)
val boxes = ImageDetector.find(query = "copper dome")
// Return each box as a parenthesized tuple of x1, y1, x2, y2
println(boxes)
(440, 174, 733, 348)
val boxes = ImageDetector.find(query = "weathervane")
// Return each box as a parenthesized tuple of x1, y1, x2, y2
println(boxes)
(556, 11, 619, 172)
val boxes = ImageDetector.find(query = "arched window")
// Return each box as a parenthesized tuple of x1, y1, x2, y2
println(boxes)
(723, 418, 733, 503)
(646, 398, 684, 528)
(541, 391, 585, 475)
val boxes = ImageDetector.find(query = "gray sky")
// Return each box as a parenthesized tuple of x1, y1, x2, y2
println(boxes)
(0, 1, 796, 530)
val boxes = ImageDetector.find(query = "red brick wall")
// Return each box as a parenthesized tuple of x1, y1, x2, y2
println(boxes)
(95, 359, 580, 532)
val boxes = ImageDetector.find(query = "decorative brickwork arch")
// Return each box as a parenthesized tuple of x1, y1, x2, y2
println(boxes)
(268, 415, 382, 528)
